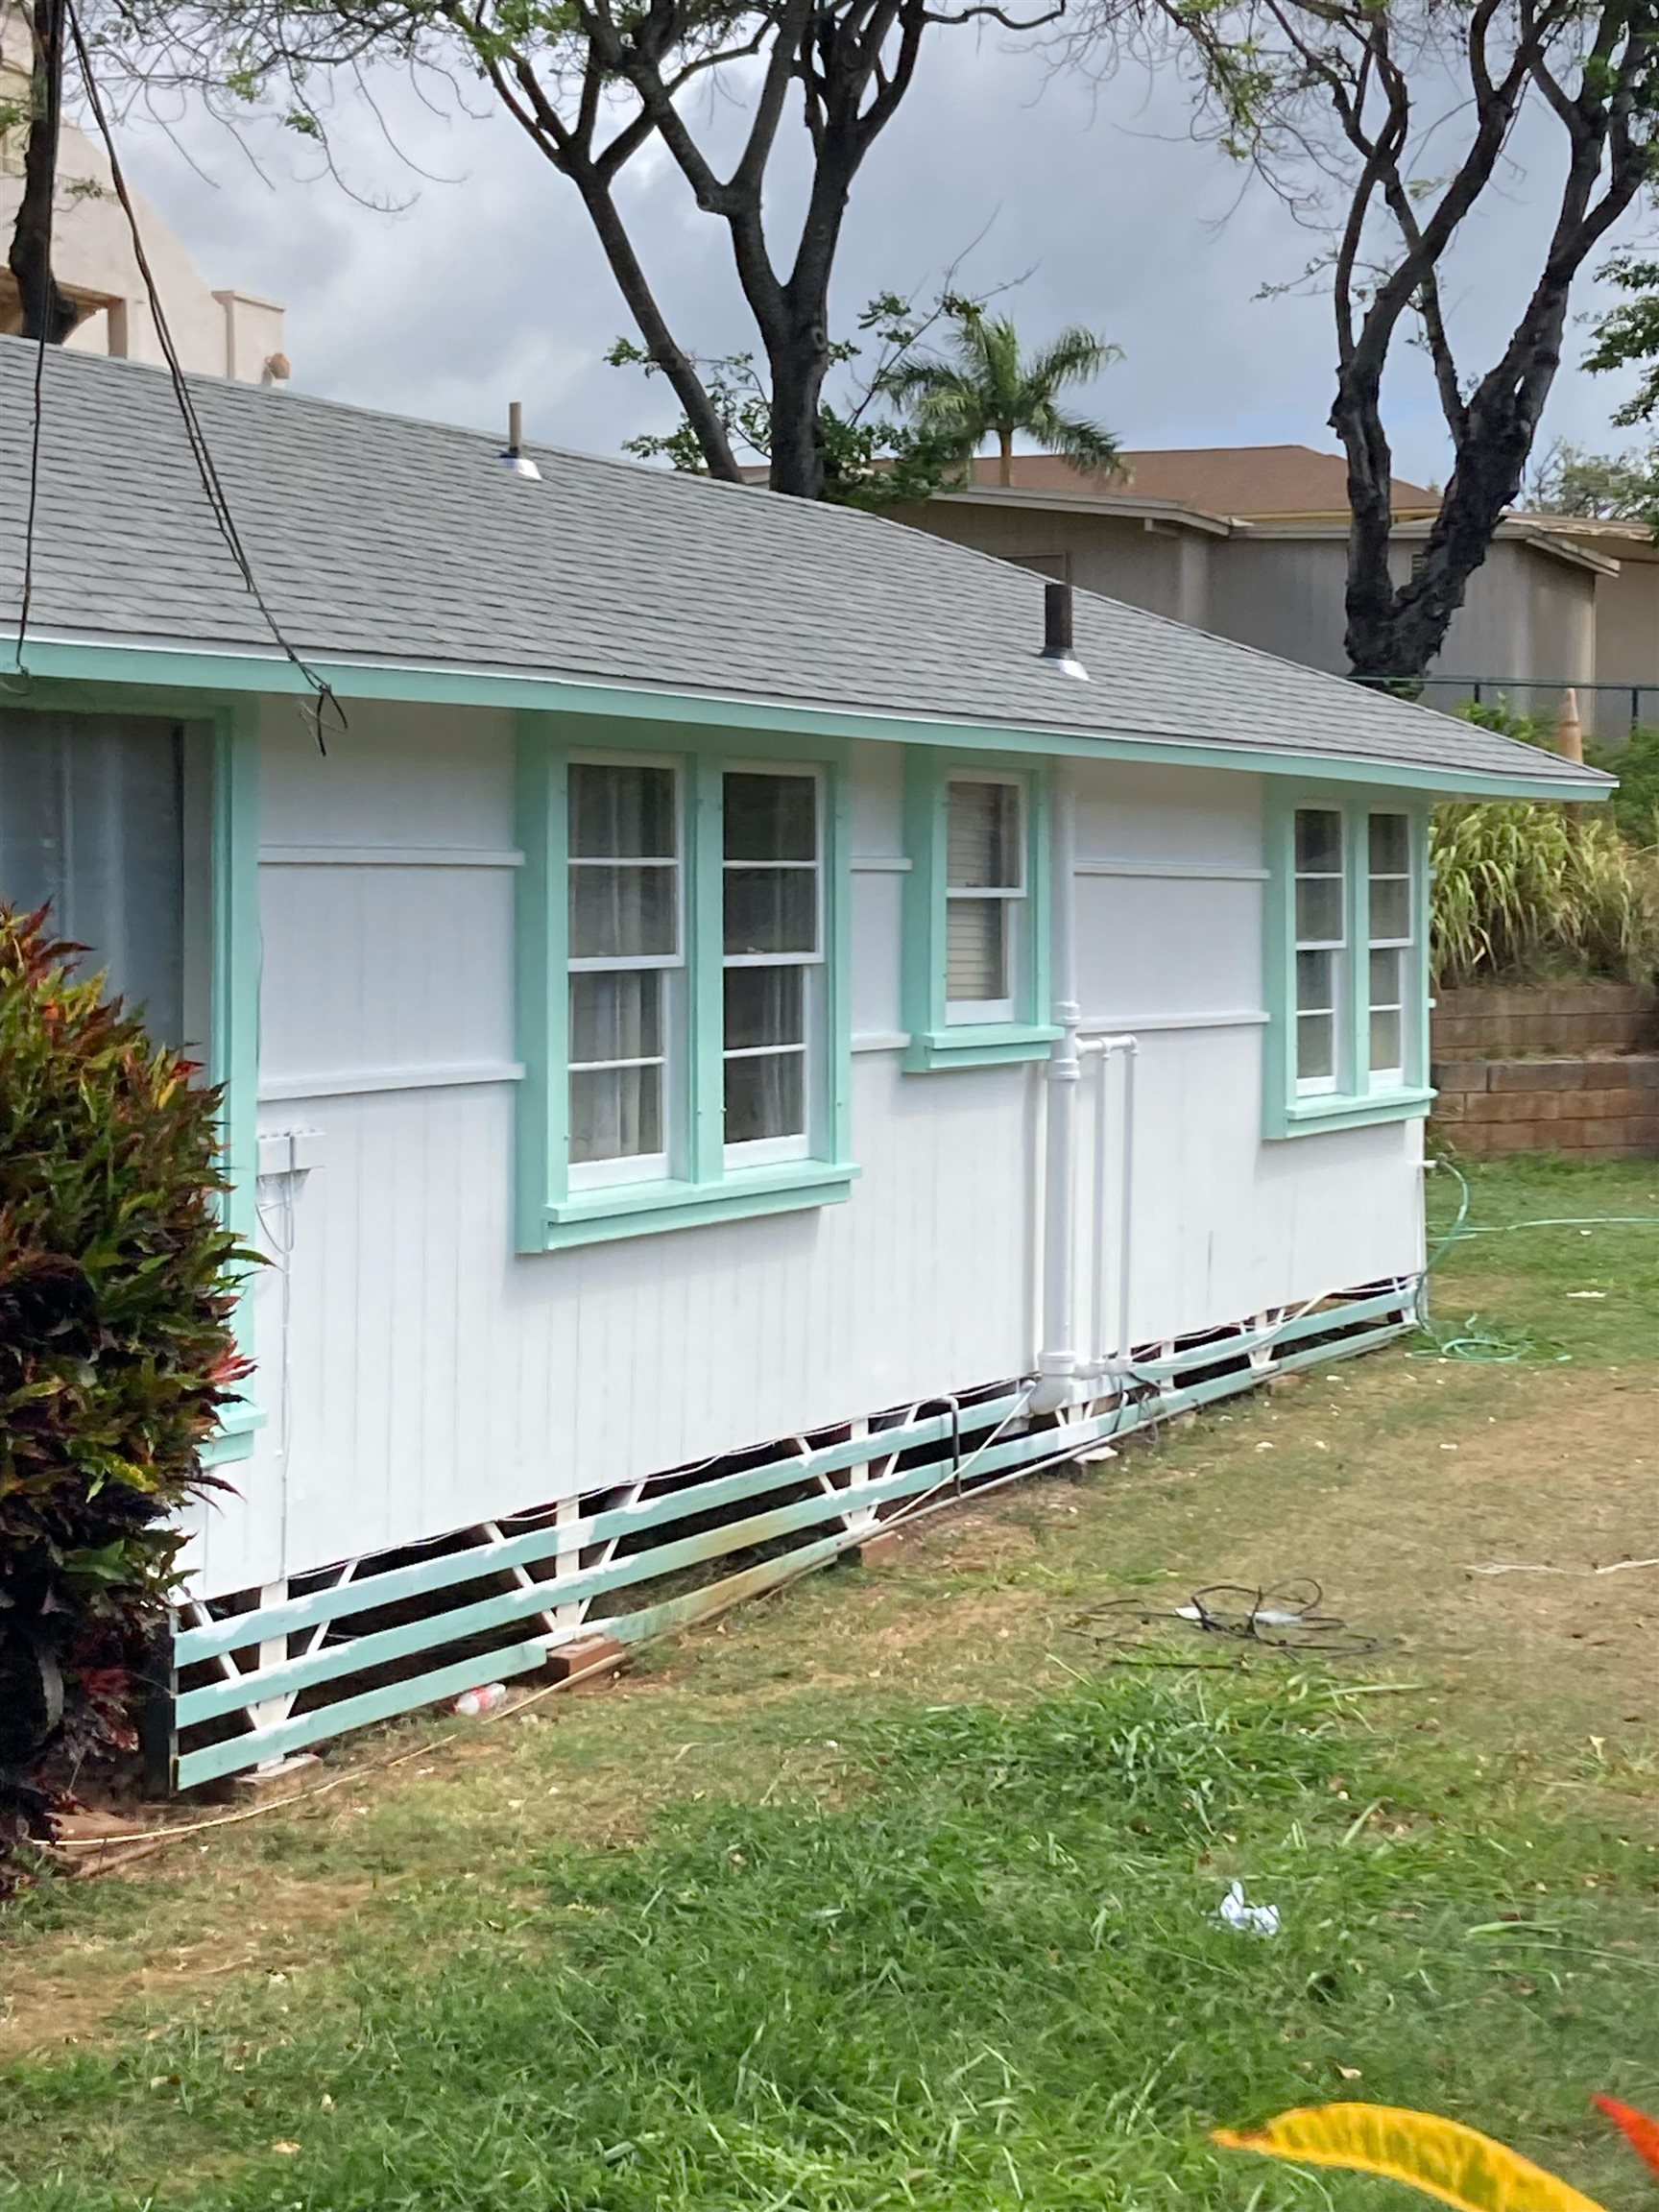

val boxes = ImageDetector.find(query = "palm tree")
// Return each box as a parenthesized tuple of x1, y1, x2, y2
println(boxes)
(880, 309, 1124, 488)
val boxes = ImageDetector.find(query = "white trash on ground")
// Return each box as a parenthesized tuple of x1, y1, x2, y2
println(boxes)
(1217, 1880, 1281, 1936)
(451, 1682, 510, 1718)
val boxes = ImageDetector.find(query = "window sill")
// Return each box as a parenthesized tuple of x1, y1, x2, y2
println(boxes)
(200, 1399, 267, 1467)
(1267, 1085, 1434, 1139)
(540, 1159, 860, 1250)
(904, 1022, 1061, 1073)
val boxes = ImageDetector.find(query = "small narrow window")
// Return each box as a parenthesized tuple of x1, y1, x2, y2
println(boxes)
(566, 760, 681, 1183)
(1367, 811, 1412, 1086)
(1292, 806, 1344, 1095)
(945, 777, 1024, 1023)
(722, 769, 821, 1161)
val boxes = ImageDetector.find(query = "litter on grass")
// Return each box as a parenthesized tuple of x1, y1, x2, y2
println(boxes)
(1217, 1881, 1281, 1937)
(1071, 1578, 1383, 1661)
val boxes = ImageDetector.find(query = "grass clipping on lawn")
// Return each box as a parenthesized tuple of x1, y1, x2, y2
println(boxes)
(3, 1668, 1653, 2211)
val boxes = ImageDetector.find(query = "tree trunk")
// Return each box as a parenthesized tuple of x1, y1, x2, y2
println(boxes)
(765, 322, 830, 498)
(998, 427, 1014, 488)
(7, 0, 79, 346)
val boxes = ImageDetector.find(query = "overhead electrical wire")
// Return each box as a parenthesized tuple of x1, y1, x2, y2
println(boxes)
(35, 3, 345, 752)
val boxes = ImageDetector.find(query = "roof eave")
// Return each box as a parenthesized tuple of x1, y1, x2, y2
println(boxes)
(0, 630, 1613, 805)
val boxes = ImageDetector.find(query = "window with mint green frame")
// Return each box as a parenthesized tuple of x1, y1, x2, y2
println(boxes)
(901, 748, 1059, 1071)
(1262, 786, 1431, 1138)
(516, 714, 856, 1251)
(0, 688, 262, 1462)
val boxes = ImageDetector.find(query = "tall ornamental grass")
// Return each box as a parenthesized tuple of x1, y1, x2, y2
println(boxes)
(1430, 804, 1659, 987)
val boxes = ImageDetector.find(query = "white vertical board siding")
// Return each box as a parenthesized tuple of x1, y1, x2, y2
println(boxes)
(1070, 758, 1422, 1350)
(192, 703, 1037, 1596)
(188, 710, 1420, 1599)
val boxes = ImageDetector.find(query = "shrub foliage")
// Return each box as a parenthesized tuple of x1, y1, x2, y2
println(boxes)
(0, 906, 247, 1878)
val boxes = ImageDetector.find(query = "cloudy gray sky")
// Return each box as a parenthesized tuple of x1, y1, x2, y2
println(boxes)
(115, 20, 1656, 482)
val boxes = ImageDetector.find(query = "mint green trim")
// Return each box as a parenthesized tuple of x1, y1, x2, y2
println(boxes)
(544, 1161, 859, 1249)
(515, 717, 855, 1252)
(9, 641, 1610, 805)
(211, 701, 262, 1444)
(513, 716, 566, 1248)
(907, 1024, 1064, 1071)
(689, 754, 726, 1184)
(1262, 787, 1432, 1141)
(902, 751, 1055, 1072)
(199, 1399, 266, 1467)
(1281, 1088, 1434, 1136)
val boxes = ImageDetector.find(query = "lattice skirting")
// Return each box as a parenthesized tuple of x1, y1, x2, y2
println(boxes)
(153, 1283, 1415, 1791)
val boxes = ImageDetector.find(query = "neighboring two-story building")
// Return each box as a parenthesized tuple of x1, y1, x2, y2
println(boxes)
(894, 447, 1655, 738)
(1, 3, 288, 383)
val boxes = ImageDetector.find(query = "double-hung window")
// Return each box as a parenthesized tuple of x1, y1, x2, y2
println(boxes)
(945, 777, 1024, 1024)
(1366, 812, 1412, 1087)
(518, 728, 854, 1251)
(566, 759, 682, 1185)
(1266, 792, 1430, 1136)
(902, 750, 1057, 1071)
(722, 768, 822, 1162)
(1292, 806, 1345, 1097)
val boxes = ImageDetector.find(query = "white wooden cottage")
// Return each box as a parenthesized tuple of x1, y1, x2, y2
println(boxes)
(0, 337, 1608, 1788)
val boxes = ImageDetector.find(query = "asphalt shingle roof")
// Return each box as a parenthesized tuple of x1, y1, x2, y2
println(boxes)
(0, 337, 1608, 794)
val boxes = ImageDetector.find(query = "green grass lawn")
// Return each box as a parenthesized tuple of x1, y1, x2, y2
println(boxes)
(3, 1157, 1657, 2212)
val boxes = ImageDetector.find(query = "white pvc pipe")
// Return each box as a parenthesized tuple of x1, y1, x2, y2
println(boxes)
(1034, 769, 1082, 1410)
(1081, 1034, 1139, 1376)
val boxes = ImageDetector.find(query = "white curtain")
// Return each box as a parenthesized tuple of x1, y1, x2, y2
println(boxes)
(0, 711, 184, 1042)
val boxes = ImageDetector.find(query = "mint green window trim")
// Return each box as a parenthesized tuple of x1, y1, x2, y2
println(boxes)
(516, 715, 856, 1252)
(0, 681, 262, 1461)
(902, 749, 1058, 1072)
(1262, 786, 1432, 1140)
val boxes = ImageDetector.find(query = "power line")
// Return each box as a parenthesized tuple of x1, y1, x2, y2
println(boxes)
(53, 0, 343, 751)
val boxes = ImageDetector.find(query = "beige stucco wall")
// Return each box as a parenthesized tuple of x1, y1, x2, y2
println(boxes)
(1587, 558, 1659, 737)
(0, 6, 286, 381)
(891, 496, 1213, 627)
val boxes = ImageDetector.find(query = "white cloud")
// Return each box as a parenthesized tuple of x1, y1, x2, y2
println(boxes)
(107, 23, 1656, 477)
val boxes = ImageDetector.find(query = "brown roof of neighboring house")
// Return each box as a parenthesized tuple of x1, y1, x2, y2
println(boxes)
(966, 445, 1441, 520)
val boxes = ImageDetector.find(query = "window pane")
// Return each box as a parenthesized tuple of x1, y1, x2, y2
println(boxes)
(568, 761, 675, 859)
(569, 970, 661, 1065)
(1295, 875, 1343, 944)
(1368, 812, 1409, 875)
(724, 772, 816, 862)
(724, 966, 804, 1051)
(1368, 946, 1403, 1011)
(724, 866, 817, 955)
(725, 1050, 805, 1144)
(0, 711, 185, 1043)
(1296, 1012, 1335, 1082)
(1295, 949, 1334, 1014)
(947, 896, 1008, 1003)
(1369, 877, 1410, 940)
(570, 1064, 662, 1163)
(1369, 1008, 1404, 1074)
(569, 863, 677, 959)
(947, 781, 1021, 890)
(1295, 808, 1342, 873)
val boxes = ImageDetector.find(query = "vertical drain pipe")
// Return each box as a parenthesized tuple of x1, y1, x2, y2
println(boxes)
(1034, 760, 1082, 1410)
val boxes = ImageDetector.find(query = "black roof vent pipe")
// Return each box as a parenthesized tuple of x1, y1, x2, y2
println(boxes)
(1039, 580, 1088, 681)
